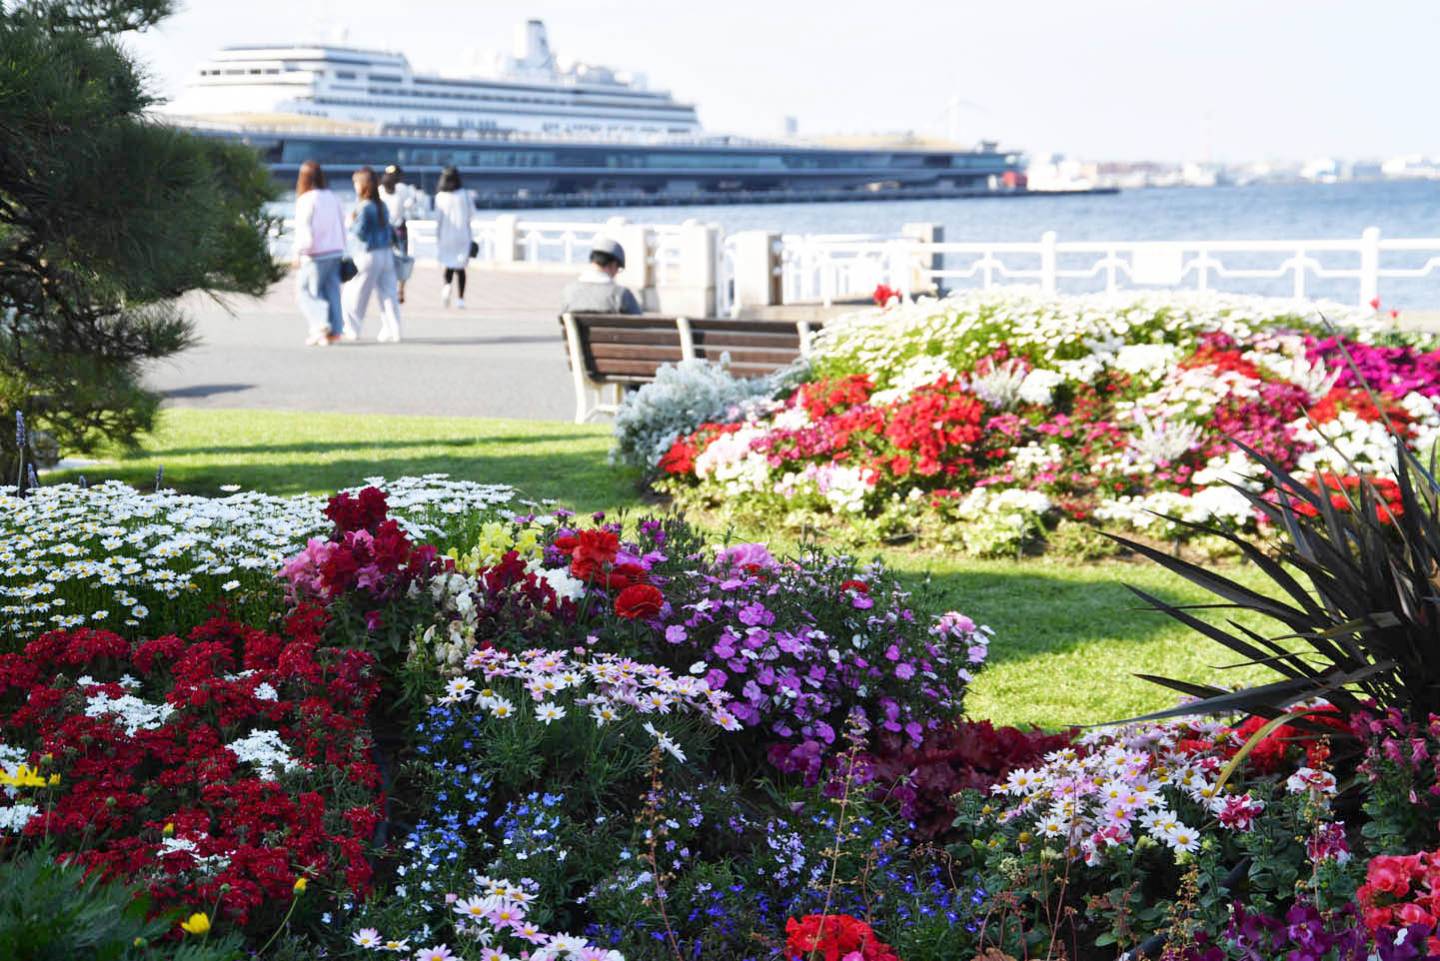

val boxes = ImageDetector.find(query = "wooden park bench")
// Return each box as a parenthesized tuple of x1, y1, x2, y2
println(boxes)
(559, 313, 821, 423)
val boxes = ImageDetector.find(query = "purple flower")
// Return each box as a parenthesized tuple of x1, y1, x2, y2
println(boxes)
(664, 624, 688, 644)
(738, 602, 774, 627)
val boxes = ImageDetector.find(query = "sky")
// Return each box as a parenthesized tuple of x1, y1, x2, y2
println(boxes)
(125, 0, 1439, 164)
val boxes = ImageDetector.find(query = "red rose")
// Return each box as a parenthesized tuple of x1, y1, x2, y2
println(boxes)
(614, 584, 664, 620)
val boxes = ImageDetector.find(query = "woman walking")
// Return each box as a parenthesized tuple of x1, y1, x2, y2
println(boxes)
(433, 165, 475, 308)
(380, 164, 416, 303)
(292, 160, 346, 346)
(343, 166, 403, 343)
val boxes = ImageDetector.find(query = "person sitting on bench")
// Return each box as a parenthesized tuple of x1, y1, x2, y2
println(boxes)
(560, 238, 643, 315)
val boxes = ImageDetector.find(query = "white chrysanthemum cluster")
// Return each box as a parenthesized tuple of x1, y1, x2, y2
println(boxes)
(0, 476, 515, 638)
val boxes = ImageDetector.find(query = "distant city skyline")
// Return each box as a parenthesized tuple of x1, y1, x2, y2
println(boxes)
(126, 0, 1439, 164)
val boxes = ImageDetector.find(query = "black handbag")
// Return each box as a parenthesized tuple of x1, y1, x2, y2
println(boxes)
(468, 240, 479, 259)
(339, 257, 358, 283)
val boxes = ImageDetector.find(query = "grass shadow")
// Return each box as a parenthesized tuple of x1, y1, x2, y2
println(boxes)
(884, 555, 1285, 729)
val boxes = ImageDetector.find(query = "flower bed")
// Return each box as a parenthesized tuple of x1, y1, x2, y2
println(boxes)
(0, 476, 515, 644)
(0, 610, 382, 930)
(641, 289, 1440, 552)
(11, 473, 1440, 960)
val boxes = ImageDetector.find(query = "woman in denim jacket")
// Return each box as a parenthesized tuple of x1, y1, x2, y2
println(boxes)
(343, 166, 403, 343)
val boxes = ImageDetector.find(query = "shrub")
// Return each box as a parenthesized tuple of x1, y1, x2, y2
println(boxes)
(0, 0, 281, 480)
(1116, 435, 1440, 728)
(610, 359, 792, 473)
(857, 719, 1076, 842)
(0, 845, 245, 960)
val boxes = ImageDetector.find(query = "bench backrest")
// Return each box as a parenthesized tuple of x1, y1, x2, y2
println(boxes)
(560, 313, 820, 384)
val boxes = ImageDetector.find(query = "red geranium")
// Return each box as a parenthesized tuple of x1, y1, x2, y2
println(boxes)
(614, 583, 664, 620)
(873, 284, 899, 307)
(797, 375, 875, 420)
(1283, 473, 1406, 525)
(881, 376, 985, 478)
(1222, 706, 1346, 774)
(1307, 387, 1413, 438)
(785, 914, 900, 961)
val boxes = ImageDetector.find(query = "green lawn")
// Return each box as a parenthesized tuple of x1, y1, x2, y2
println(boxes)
(56, 408, 645, 511)
(54, 407, 1285, 728)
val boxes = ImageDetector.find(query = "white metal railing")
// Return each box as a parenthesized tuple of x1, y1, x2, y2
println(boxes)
(269, 217, 1440, 316)
(779, 227, 1440, 309)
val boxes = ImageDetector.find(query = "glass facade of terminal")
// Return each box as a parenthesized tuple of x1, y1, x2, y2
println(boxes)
(267, 137, 1013, 174)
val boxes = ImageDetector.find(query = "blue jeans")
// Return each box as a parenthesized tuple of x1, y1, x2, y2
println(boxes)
(296, 253, 344, 337)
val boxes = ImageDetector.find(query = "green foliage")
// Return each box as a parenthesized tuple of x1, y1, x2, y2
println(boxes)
(0, 844, 244, 960)
(1046, 518, 1123, 561)
(0, 0, 280, 475)
(1116, 437, 1440, 726)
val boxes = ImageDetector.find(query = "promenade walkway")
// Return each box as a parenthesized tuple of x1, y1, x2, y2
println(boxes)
(147, 266, 575, 420)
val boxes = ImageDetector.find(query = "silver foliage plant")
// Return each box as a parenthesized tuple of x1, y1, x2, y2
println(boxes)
(610, 358, 802, 472)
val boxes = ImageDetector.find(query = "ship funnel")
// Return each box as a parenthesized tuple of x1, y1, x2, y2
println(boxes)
(515, 19, 554, 71)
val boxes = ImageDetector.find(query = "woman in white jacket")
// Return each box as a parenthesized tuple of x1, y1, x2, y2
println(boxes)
(433, 165, 475, 308)
(292, 160, 347, 346)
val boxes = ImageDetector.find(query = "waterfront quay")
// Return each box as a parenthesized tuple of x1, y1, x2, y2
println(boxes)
(151, 268, 576, 420)
(148, 261, 1440, 429)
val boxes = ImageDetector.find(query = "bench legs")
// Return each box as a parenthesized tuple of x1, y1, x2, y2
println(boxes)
(562, 312, 630, 423)
(575, 380, 624, 424)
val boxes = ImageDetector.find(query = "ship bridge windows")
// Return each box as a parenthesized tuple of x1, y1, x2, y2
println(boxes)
(336, 70, 357, 79)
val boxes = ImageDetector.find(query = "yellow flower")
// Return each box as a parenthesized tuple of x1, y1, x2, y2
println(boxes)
(0, 764, 46, 788)
(292, 877, 307, 895)
(180, 913, 211, 936)
(47, 773, 60, 786)
(163, 822, 175, 837)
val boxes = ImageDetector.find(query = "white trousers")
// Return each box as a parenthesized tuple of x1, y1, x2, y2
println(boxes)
(343, 247, 402, 340)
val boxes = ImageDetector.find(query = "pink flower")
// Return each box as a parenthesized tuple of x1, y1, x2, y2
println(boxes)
(715, 542, 778, 571)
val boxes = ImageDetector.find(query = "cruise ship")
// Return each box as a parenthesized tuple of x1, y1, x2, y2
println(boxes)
(167, 20, 1028, 203)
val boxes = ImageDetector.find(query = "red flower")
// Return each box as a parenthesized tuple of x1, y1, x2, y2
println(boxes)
(614, 583, 664, 620)
(839, 580, 869, 594)
(658, 440, 698, 475)
(2, 617, 382, 930)
(323, 486, 389, 534)
(567, 529, 621, 582)
(873, 284, 899, 307)
(785, 914, 900, 961)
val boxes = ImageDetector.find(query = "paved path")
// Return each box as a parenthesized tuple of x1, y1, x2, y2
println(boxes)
(145, 266, 577, 420)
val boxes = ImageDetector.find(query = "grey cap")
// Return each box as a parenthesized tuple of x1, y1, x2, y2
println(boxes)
(590, 236, 626, 268)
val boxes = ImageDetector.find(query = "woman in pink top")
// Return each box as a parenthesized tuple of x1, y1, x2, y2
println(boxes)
(292, 160, 347, 346)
